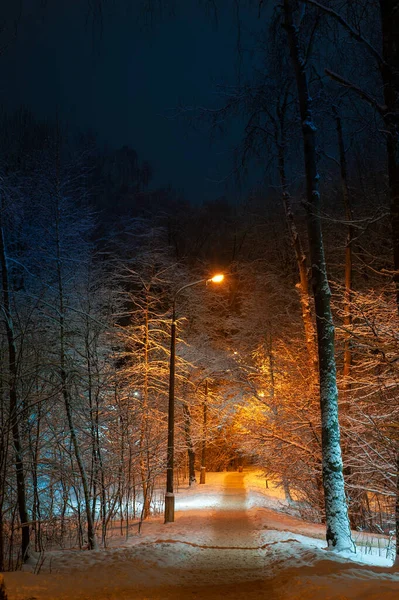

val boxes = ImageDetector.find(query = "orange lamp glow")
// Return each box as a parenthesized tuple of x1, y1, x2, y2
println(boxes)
(211, 274, 224, 283)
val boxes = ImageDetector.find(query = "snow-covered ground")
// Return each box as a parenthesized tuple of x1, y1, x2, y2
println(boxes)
(5, 469, 399, 599)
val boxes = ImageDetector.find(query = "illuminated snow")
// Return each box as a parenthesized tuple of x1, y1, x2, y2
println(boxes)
(6, 470, 399, 599)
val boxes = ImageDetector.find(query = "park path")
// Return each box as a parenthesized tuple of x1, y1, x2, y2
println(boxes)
(209, 471, 253, 547)
(5, 471, 275, 599)
(7, 471, 397, 600)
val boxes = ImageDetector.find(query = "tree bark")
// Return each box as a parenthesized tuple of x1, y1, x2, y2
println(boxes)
(283, 0, 353, 552)
(277, 139, 318, 378)
(0, 217, 30, 561)
(379, 0, 399, 567)
(200, 380, 208, 484)
(140, 299, 151, 519)
(334, 108, 369, 529)
(334, 108, 353, 391)
(182, 402, 196, 485)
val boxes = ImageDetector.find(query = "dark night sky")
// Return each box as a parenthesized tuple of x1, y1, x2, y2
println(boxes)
(1, 1, 263, 204)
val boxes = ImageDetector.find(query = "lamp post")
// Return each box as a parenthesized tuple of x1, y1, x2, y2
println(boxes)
(164, 274, 224, 523)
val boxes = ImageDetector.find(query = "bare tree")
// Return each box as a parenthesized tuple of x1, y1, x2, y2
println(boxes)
(0, 186, 30, 562)
(281, 0, 353, 551)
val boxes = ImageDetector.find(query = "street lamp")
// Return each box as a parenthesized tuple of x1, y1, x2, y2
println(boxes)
(164, 274, 224, 523)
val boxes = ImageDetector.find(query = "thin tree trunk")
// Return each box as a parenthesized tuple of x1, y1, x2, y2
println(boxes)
(0, 416, 9, 571)
(61, 372, 98, 549)
(87, 332, 98, 525)
(266, 328, 277, 412)
(283, 0, 353, 552)
(277, 138, 318, 378)
(200, 380, 208, 484)
(0, 360, 10, 572)
(277, 102, 323, 512)
(140, 299, 151, 519)
(54, 171, 97, 551)
(334, 108, 369, 530)
(334, 108, 353, 392)
(182, 401, 196, 485)
(30, 400, 43, 553)
(0, 217, 30, 561)
(97, 408, 106, 546)
(117, 413, 125, 540)
(379, 1, 399, 566)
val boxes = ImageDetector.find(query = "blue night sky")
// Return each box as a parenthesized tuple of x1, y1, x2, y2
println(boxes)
(1, 0, 263, 204)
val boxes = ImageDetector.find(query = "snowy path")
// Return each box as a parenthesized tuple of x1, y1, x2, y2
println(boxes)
(5, 470, 399, 599)
(203, 471, 253, 547)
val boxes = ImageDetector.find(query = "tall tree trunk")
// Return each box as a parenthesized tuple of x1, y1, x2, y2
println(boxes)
(277, 138, 318, 379)
(0, 362, 10, 571)
(54, 176, 97, 551)
(334, 107, 368, 530)
(380, 1, 399, 304)
(30, 399, 43, 553)
(302, 0, 399, 556)
(283, 0, 353, 551)
(379, 1, 399, 565)
(277, 117, 324, 504)
(96, 393, 106, 546)
(140, 299, 151, 519)
(266, 328, 276, 409)
(334, 108, 353, 392)
(87, 329, 98, 525)
(200, 380, 208, 484)
(0, 217, 30, 561)
(60, 370, 98, 549)
(182, 401, 196, 485)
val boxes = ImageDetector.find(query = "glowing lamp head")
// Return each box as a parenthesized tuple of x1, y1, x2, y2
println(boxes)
(210, 274, 224, 283)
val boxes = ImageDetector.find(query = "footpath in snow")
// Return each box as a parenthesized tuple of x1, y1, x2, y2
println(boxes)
(5, 469, 399, 599)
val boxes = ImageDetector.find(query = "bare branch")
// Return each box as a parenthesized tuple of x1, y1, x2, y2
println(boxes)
(325, 69, 386, 116)
(303, 0, 386, 70)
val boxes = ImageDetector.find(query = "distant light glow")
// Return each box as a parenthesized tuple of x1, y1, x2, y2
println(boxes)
(211, 274, 224, 283)
(175, 495, 220, 510)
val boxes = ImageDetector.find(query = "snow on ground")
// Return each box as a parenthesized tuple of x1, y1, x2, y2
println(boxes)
(5, 469, 399, 599)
